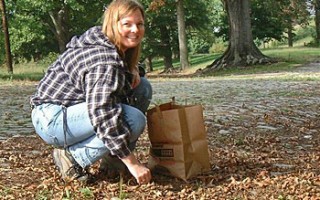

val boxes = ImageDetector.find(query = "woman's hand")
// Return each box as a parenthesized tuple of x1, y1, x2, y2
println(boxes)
(131, 67, 141, 89)
(121, 153, 151, 184)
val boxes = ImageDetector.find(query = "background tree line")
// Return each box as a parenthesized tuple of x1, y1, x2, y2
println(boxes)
(1, 0, 319, 74)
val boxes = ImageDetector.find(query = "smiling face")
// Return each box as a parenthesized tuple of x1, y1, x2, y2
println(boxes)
(117, 9, 145, 52)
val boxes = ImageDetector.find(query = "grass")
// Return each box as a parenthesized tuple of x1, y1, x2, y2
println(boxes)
(262, 46, 320, 64)
(0, 62, 47, 82)
(149, 53, 220, 76)
(149, 46, 319, 77)
(0, 46, 319, 82)
(198, 46, 319, 78)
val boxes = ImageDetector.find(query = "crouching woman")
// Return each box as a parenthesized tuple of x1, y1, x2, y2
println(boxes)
(30, 0, 152, 185)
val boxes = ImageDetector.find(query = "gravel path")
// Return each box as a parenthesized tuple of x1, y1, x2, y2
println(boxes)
(0, 63, 319, 140)
(0, 82, 37, 140)
(150, 63, 320, 139)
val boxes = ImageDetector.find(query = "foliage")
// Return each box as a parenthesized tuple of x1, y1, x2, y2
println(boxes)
(251, 0, 286, 43)
(6, 0, 57, 61)
(0, 0, 317, 67)
(188, 36, 211, 54)
(38, 52, 59, 66)
(188, 0, 222, 54)
(294, 24, 316, 42)
(4, 0, 107, 62)
(140, 0, 210, 60)
(209, 0, 229, 41)
(209, 37, 227, 54)
(214, 0, 310, 45)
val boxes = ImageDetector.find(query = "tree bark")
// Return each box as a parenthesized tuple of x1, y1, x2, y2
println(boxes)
(315, 0, 320, 46)
(204, 0, 271, 73)
(49, 7, 70, 53)
(145, 56, 153, 72)
(159, 25, 174, 72)
(176, 0, 189, 70)
(287, 24, 294, 47)
(0, 0, 13, 74)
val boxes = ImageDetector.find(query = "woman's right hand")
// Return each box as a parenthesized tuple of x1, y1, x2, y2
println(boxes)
(121, 153, 151, 184)
(130, 67, 141, 89)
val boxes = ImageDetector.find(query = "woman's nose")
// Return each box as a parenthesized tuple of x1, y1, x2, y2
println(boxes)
(131, 24, 139, 32)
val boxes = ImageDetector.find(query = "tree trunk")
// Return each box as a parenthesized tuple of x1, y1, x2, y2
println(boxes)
(49, 6, 70, 53)
(204, 0, 271, 72)
(315, 0, 320, 46)
(159, 25, 174, 72)
(145, 56, 153, 72)
(287, 24, 294, 47)
(176, 0, 189, 70)
(0, 0, 13, 74)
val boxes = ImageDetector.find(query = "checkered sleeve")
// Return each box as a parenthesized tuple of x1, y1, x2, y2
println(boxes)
(85, 64, 131, 158)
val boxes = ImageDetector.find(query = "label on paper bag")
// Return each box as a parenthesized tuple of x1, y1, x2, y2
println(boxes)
(150, 143, 175, 158)
(151, 148, 174, 157)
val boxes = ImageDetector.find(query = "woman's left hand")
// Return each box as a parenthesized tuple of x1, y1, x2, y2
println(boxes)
(131, 68, 141, 88)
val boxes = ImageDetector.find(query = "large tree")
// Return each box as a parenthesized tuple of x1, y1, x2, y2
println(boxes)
(314, 0, 320, 46)
(0, 0, 12, 73)
(176, 0, 189, 70)
(204, 0, 271, 72)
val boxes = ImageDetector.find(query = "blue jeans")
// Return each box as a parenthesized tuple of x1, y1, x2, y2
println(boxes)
(31, 78, 152, 168)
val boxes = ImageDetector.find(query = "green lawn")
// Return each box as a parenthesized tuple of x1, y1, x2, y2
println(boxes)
(262, 47, 320, 63)
(0, 62, 47, 82)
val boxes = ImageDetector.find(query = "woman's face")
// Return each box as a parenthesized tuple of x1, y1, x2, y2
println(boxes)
(117, 9, 145, 51)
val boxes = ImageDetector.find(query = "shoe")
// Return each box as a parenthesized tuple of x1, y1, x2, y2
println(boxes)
(99, 154, 127, 178)
(52, 148, 88, 182)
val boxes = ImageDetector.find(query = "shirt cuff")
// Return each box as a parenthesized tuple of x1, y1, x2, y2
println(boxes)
(106, 141, 131, 159)
(114, 147, 131, 159)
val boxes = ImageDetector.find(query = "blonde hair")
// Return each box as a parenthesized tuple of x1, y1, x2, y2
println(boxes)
(102, 0, 145, 72)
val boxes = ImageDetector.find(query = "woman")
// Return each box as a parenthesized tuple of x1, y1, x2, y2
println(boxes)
(30, 0, 152, 185)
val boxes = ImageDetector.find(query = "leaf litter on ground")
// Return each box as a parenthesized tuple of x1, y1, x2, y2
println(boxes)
(1, 64, 320, 199)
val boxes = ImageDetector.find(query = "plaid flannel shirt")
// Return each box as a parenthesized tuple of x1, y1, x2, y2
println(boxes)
(30, 26, 133, 158)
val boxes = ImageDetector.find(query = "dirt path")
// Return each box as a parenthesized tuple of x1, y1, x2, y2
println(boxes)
(0, 63, 319, 199)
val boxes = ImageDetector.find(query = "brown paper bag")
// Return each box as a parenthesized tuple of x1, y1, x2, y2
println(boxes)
(147, 102, 211, 181)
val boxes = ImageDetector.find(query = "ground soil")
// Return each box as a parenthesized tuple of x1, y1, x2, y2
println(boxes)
(0, 63, 320, 200)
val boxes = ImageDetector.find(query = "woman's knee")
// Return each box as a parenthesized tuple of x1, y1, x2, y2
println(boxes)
(132, 78, 152, 112)
(138, 77, 152, 100)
